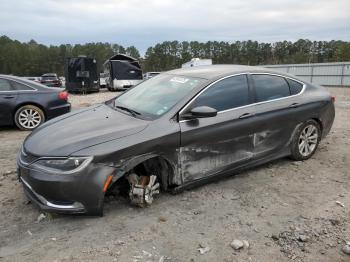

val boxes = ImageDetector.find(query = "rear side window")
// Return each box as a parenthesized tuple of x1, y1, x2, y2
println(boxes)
(10, 81, 35, 91)
(252, 74, 290, 102)
(191, 75, 249, 111)
(0, 79, 12, 91)
(286, 78, 303, 95)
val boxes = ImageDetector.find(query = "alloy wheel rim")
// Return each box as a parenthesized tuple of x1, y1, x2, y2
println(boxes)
(298, 124, 318, 157)
(19, 109, 41, 129)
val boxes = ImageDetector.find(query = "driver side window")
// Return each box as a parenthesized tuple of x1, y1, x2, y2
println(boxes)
(190, 74, 250, 112)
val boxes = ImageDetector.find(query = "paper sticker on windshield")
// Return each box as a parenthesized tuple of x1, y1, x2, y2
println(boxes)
(170, 77, 189, 84)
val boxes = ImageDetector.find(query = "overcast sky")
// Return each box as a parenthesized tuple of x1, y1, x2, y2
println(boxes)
(1, 0, 349, 53)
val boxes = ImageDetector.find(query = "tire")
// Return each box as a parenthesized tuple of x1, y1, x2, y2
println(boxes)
(290, 119, 321, 161)
(14, 105, 45, 131)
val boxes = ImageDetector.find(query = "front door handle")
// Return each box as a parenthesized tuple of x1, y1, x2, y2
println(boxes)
(3, 95, 15, 99)
(289, 103, 299, 108)
(239, 113, 254, 119)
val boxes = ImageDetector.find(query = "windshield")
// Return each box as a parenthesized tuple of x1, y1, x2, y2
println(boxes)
(42, 76, 58, 80)
(114, 74, 205, 119)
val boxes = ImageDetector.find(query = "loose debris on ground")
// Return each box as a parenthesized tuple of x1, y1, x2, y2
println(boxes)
(0, 88, 349, 261)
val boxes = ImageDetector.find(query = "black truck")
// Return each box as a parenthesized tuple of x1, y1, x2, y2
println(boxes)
(64, 56, 99, 93)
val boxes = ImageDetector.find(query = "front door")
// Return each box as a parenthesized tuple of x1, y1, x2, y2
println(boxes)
(179, 74, 255, 183)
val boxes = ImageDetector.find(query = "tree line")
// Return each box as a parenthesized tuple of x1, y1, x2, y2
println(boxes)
(0, 36, 140, 76)
(0, 35, 349, 76)
(143, 40, 350, 71)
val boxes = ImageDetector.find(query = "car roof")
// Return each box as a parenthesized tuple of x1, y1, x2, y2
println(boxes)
(165, 64, 286, 80)
(0, 74, 57, 91)
(0, 74, 29, 81)
(42, 73, 57, 77)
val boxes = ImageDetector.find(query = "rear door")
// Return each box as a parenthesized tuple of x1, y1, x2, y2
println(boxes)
(179, 74, 255, 182)
(250, 74, 304, 159)
(0, 78, 18, 126)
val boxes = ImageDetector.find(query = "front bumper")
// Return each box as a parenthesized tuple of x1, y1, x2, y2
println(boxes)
(17, 155, 115, 215)
(112, 79, 142, 91)
(21, 176, 86, 214)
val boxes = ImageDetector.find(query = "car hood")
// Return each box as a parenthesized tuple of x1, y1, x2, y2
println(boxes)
(24, 104, 149, 156)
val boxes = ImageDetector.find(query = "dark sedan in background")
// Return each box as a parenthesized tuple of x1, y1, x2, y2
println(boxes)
(17, 65, 335, 215)
(40, 73, 62, 87)
(0, 75, 71, 130)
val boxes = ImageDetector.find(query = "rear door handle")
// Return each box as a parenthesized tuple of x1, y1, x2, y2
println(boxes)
(239, 113, 254, 119)
(289, 103, 299, 108)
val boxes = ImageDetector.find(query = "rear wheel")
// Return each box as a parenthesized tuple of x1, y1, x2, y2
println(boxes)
(14, 105, 45, 131)
(290, 120, 321, 160)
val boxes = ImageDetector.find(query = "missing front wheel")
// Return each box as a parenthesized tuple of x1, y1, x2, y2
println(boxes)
(127, 173, 160, 207)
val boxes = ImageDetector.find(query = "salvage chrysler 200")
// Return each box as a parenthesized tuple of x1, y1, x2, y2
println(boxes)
(17, 65, 335, 215)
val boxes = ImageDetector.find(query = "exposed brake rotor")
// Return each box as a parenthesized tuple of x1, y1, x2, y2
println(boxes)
(128, 173, 160, 207)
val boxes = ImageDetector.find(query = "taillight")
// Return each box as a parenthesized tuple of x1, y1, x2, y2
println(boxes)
(331, 96, 335, 103)
(58, 91, 68, 101)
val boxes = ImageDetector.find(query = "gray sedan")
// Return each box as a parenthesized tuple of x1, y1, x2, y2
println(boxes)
(17, 65, 335, 215)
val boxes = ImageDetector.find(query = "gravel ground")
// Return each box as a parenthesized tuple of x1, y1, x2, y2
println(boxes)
(68, 88, 119, 108)
(0, 88, 349, 262)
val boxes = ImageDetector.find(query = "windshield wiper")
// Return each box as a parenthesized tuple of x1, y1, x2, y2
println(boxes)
(115, 106, 141, 117)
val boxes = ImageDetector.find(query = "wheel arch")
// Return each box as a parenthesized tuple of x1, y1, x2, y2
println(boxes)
(13, 102, 47, 119)
(111, 153, 177, 191)
(289, 118, 323, 153)
(311, 117, 323, 135)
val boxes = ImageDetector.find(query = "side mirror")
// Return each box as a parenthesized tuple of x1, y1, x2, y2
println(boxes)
(182, 106, 218, 119)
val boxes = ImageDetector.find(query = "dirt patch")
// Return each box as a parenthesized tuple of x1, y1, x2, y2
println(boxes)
(0, 88, 349, 261)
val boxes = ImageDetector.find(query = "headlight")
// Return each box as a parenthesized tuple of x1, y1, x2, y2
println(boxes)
(32, 157, 93, 174)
